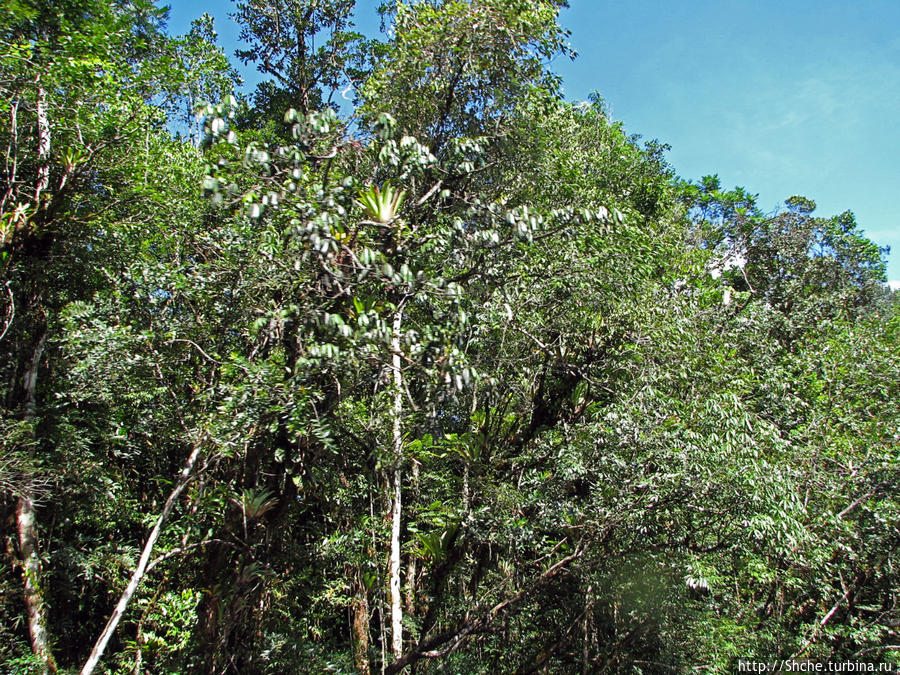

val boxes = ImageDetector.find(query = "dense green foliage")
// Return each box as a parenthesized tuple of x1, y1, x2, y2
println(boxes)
(2, 1, 897, 673)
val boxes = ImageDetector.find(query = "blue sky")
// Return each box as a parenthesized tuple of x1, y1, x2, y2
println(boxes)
(167, 1, 900, 283)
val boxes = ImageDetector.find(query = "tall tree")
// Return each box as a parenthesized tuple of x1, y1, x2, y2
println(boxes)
(232, 0, 366, 122)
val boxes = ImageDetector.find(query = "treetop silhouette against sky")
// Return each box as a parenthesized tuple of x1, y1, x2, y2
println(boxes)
(167, 0, 900, 284)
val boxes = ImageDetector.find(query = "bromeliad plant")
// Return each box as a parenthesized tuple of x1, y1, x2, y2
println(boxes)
(356, 182, 406, 224)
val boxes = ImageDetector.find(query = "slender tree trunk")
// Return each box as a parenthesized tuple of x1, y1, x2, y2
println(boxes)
(405, 459, 419, 619)
(352, 568, 371, 675)
(15, 327, 56, 674)
(370, 490, 387, 674)
(461, 464, 470, 513)
(81, 442, 203, 675)
(462, 387, 477, 517)
(17, 494, 56, 674)
(196, 542, 227, 672)
(11, 73, 56, 673)
(582, 584, 593, 674)
(2, 99, 19, 216)
(33, 75, 50, 209)
(389, 307, 404, 659)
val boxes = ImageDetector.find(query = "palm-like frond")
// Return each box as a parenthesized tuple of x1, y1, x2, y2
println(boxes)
(356, 182, 406, 224)
(239, 487, 278, 520)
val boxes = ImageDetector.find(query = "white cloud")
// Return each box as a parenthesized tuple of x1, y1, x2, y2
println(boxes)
(888, 280, 900, 291)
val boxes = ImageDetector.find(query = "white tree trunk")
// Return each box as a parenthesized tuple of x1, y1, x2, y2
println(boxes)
(389, 307, 404, 659)
(33, 75, 50, 207)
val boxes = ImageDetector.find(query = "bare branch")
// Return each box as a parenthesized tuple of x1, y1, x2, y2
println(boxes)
(789, 585, 853, 661)
(0, 281, 14, 342)
(414, 179, 444, 207)
(81, 438, 207, 675)
(385, 547, 583, 674)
